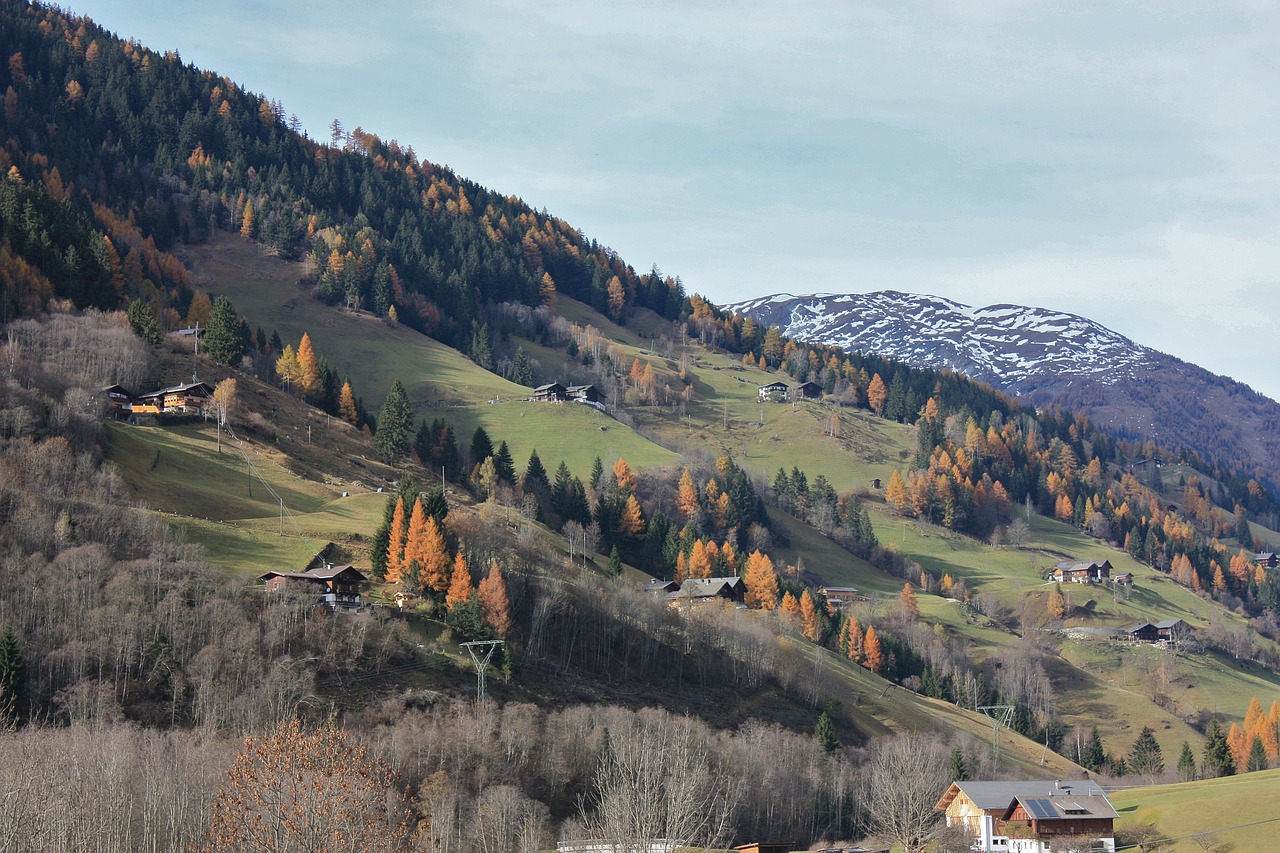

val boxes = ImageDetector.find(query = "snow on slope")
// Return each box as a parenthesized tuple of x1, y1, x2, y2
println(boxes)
(723, 290, 1161, 395)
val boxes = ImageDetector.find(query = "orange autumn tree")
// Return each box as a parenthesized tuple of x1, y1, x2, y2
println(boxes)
(676, 467, 699, 521)
(688, 540, 713, 580)
(478, 560, 512, 638)
(296, 332, 320, 398)
(445, 552, 473, 611)
(743, 550, 779, 610)
(800, 589, 821, 641)
(867, 373, 887, 416)
(899, 582, 919, 621)
(844, 616, 863, 663)
(339, 380, 358, 425)
(780, 591, 800, 616)
(862, 625, 884, 673)
(384, 497, 407, 583)
(618, 495, 646, 540)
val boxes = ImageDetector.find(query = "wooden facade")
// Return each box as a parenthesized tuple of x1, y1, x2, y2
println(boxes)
(259, 564, 367, 609)
(131, 381, 214, 416)
(758, 381, 789, 402)
(1254, 552, 1279, 569)
(532, 382, 568, 402)
(101, 384, 135, 419)
(1052, 560, 1112, 584)
(734, 843, 791, 853)
(791, 381, 823, 400)
(936, 780, 1114, 853)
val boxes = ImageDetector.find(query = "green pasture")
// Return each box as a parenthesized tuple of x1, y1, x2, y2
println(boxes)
(1111, 768, 1280, 852)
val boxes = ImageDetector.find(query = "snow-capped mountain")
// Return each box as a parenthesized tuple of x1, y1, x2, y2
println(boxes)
(724, 291, 1280, 492)
(723, 290, 1161, 396)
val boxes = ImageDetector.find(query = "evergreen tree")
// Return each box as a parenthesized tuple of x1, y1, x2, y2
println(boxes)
(373, 380, 412, 462)
(607, 546, 622, 577)
(204, 295, 246, 365)
(493, 441, 516, 484)
(1176, 741, 1197, 782)
(589, 456, 604, 490)
(1083, 726, 1106, 772)
(1203, 718, 1235, 778)
(1128, 726, 1164, 778)
(1247, 736, 1268, 772)
(469, 426, 494, 470)
(814, 710, 841, 754)
(126, 298, 162, 347)
(512, 346, 534, 386)
(422, 486, 449, 525)
(0, 624, 25, 726)
(948, 746, 969, 782)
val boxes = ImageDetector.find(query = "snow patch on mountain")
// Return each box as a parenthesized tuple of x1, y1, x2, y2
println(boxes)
(723, 291, 1161, 395)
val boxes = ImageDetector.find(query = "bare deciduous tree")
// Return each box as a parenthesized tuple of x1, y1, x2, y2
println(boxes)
(863, 734, 952, 853)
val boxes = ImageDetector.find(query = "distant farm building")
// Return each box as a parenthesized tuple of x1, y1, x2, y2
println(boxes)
(1051, 560, 1112, 584)
(734, 844, 792, 853)
(101, 384, 135, 420)
(131, 380, 214, 416)
(821, 586, 867, 609)
(566, 384, 606, 404)
(642, 576, 745, 607)
(532, 382, 568, 402)
(1123, 619, 1192, 647)
(936, 779, 1115, 853)
(758, 380, 789, 402)
(1254, 552, 1278, 569)
(791, 380, 823, 400)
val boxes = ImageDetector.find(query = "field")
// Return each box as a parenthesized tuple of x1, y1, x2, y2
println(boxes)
(1111, 768, 1280, 852)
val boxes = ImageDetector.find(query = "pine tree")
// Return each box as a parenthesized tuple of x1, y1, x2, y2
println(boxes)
(374, 380, 412, 462)
(607, 546, 623, 577)
(205, 295, 246, 365)
(1084, 726, 1106, 772)
(1176, 741, 1197, 782)
(1247, 736, 1268, 772)
(478, 560, 512, 638)
(948, 747, 969, 782)
(1202, 718, 1235, 778)
(0, 624, 25, 726)
(470, 427, 494, 470)
(126, 298, 162, 347)
(589, 456, 604, 490)
(493, 441, 516, 484)
(512, 346, 534, 386)
(814, 710, 840, 753)
(445, 552, 473, 611)
(1128, 726, 1164, 778)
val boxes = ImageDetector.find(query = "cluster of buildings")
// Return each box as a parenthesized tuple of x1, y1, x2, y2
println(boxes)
(937, 779, 1117, 852)
(531, 382, 606, 409)
(103, 380, 214, 419)
(758, 380, 823, 402)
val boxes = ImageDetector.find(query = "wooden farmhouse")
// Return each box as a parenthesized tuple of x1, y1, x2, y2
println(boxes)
(131, 380, 214, 416)
(566, 384, 606, 404)
(101, 384, 135, 419)
(734, 844, 791, 853)
(1254, 552, 1279, 569)
(936, 780, 1114, 853)
(668, 576, 746, 606)
(532, 382, 568, 402)
(758, 380, 789, 402)
(791, 380, 823, 400)
(1051, 560, 1112, 584)
(259, 564, 367, 610)
(821, 586, 867, 609)
(1123, 619, 1192, 646)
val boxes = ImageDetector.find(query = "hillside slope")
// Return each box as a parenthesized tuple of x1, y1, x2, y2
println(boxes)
(726, 291, 1280, 493)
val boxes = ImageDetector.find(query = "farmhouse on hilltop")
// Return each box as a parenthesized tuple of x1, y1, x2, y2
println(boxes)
(936, 779, 1115, 853)
(131, 380, 214, 417)
(758, 380, 789, 402)
(791, 380, 823, 400)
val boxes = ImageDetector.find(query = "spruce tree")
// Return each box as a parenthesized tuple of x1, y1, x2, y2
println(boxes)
(1202, 718, 1235, 777)
(814, 711, 841, 754)
(590, 456, 604, 490)
(1128, 726, 1164, 778)
(470, 427, 494, 470)
(493, 441, 516, 484)
(373, 380, 412, 462)
(607, 546, 622, 577)
(948, 746, 969, 782)
(1083, 726, 1106, 771)
(1246, 736, 1268, 772)
(204, 295, 246, 365)
(513, 346, 534, 386)
(126, 298, 162, 347)
(0, 624, 26, 726)
(1176, 741, 1197, 782)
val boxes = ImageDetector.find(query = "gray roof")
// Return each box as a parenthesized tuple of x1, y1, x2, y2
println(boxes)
(259, 564, 367, 583)
(671, 576, 743, 599)
(1154, 619, 1189, 629)
(1009, 793, 1118, 821)
(944, 780, 1104, 811)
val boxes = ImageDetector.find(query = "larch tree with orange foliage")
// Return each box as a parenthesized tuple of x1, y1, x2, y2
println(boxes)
(612, 458, 636, 496)
(618, 495, 646, 540)
(862, 625, 884, 673)
(445, 552, 473, 611)
(780, 591, 800, 616)
(478, 560, 512, 638)
(845, 616, 863, 663)
(799, 590, 821, 641)
(885, 470, 908, 513)
(384, 497, 407, 583)
(743, 550, 779, 610)
(688, 540, 713, 579)
(899, 582, 919, 621)
(867, 373, 887, 416)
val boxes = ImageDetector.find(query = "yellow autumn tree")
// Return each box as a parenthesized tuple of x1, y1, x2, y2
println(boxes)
(867, 374, 887, 416)
(899, 582, 919, 621)
(296, 332, 320, 397)
(618, 495, 646, 540)
(845, 616, 863, 662)
(400, 499, 430, 584)
(539, 271, 556, 307)
(780, 591, 800, 616)
(688, 540, 713, 579)
(275, 344, 301, 392)
(1046, 584, 1066, 619)
(417, 517, 452, 594)
(339, 380, 358, 425)
(885, 469, 908, 513)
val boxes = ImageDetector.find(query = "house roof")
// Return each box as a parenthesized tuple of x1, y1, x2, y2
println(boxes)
(259, 564, 368, 583)
(1003, 793, 1118, 822)
(670, 576, 744, 599)
(533, 382, 566, 392)
(1124, 622, 1156, 633)
(759, 381, 788, 390)
(140, 380, 214, 399)
(1054, 560, 1111, 571)
(1254, 552, 1278, 562)
(1154, 619, 1189, 629)
(935, 780, 1105, 812)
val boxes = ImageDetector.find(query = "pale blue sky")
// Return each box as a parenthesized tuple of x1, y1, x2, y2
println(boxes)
(72, 1, 1280, 400)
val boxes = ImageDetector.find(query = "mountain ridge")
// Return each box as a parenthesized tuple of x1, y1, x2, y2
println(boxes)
(725, 290, 1280, 492)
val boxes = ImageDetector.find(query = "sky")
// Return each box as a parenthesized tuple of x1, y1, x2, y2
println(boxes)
(72, 1, 1280, 400)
